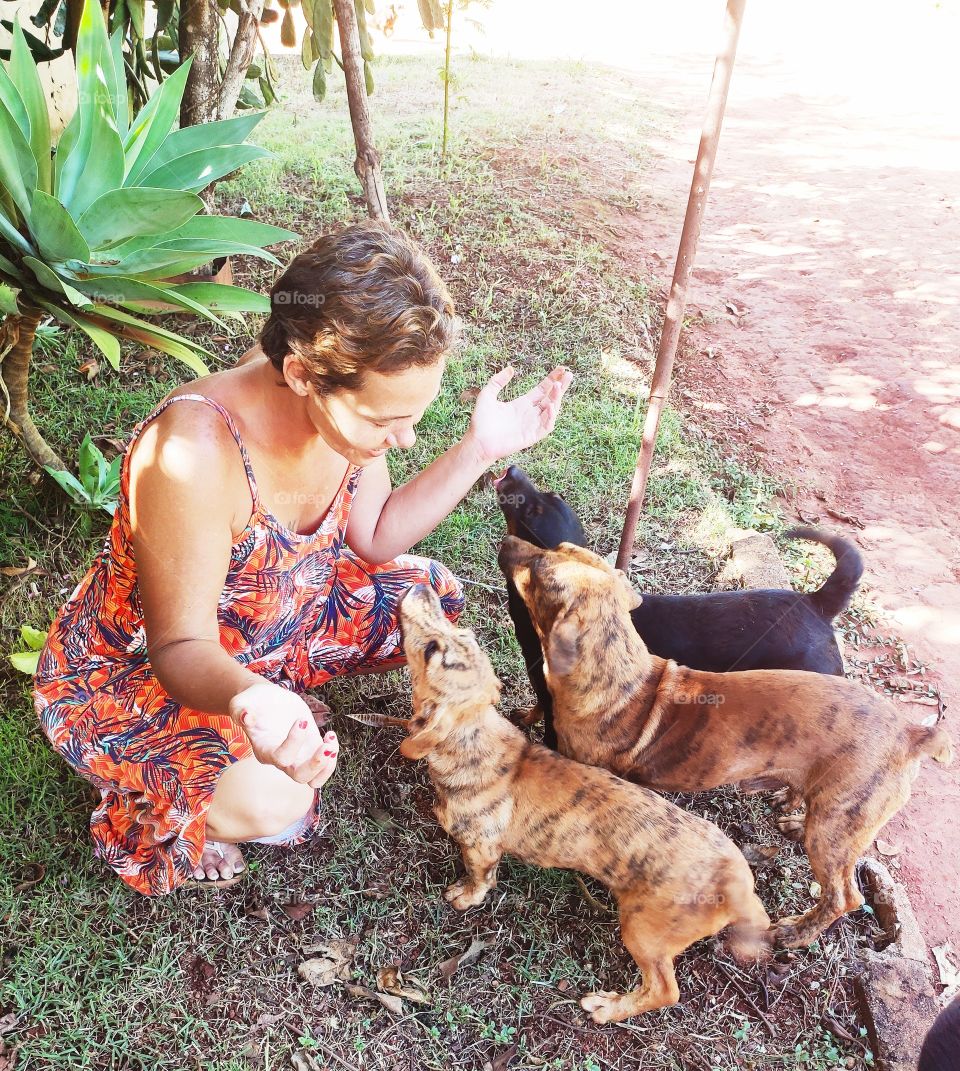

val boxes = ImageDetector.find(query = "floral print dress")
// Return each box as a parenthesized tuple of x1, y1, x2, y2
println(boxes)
(34, 394, 464, 895)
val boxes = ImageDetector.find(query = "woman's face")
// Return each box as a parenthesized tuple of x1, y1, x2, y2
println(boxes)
(293, 357, 446, 467)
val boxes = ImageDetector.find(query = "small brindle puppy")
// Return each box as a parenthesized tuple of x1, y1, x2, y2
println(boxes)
(499, 536, 954, 948)
(494, 465, 862, 747)
(397, 583, 770, 1023)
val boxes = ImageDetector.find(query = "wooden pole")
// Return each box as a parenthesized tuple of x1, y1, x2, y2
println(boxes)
(441, 0, 454, 160)
(333, 0, 390, 223)
(616, 0, 746, 571)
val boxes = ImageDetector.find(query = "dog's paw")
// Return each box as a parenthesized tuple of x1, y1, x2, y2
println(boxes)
(508, 704, 544, 728)
(580, 991, 622, 1025)
(769, 914, 813, 949)
(777, 813, 806, 842)
(443, 879, 489, 911)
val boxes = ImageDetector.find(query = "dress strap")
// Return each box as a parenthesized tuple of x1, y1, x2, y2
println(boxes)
(128, 393, 261, 510)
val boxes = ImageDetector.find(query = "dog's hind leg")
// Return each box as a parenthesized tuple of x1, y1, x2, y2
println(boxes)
(580, 902, 682, 1023)
(444, 842, 503, 911)
(772, 778, 909, 948)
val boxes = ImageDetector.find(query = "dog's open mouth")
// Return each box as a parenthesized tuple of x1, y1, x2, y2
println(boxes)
(492, 468, 510, 487)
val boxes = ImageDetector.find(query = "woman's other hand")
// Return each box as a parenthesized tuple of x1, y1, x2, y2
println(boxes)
(229, 681, 340, 788)
(467, 366, 572, 464)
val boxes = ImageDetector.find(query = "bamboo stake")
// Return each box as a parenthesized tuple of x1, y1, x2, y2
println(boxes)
(616, 0, 747, 571)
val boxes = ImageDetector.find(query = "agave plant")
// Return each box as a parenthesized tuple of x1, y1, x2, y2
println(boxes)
(0, 0, 297, 470)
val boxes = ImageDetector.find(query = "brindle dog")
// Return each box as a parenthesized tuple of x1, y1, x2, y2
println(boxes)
(498, 536, 955, 947)
(397, 583, 770, 1023)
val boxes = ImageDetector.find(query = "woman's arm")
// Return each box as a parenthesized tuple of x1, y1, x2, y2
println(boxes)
(130, 404, 260, 713)
(346, 366, 571, 563)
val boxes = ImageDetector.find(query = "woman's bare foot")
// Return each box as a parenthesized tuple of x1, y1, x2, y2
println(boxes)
(192, 840, 246, 883)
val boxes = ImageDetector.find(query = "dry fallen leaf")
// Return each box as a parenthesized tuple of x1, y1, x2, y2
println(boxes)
(0, 1015, 21, 1037)
(345, 983, 404, 1017)
(487, 1045, 518, 1071)
(932, 943, 960, 1004)
(742, 843, 779, 865)
(244, 905, 270, 922)
(290, 1051, 318, 1071)
(13, 863, 45, 894)
(297, 938, 357, 987)
(255, 1011, 284, 1027)
(438, 937, 489, 983)
(376, 965, 430, 1005)
(366, 806, 396, 829)
(0, 558, 38, 577)
(281, 900, 315, 921)
(78, 358, 100, 381)
(875, 839, 901, 858)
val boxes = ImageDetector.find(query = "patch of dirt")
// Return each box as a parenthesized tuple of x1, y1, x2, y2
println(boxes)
(572, 38, 960, 951)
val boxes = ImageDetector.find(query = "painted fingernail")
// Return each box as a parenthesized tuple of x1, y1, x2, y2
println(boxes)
(298, 719, 309, 730)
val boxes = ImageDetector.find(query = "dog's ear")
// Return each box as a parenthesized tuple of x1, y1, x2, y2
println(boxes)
(399, 701, 449, 761)
(546, 608, 581, 677)
(616, 570, 643, 611)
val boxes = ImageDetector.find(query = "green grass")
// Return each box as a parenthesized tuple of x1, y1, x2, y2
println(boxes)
(0, 51, 877, 1071)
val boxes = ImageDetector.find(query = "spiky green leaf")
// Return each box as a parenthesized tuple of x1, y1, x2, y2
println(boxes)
(0, 59, 30, 138)
(0, 282, 19, 314)
(70, 274, 226, 326)
(0, 201, 33, 255)
(0, 98, 38, 219)
(23, 257, 89, 305)
(137, 144, 271, 192)
(167, 282, 270, 314)
(106, 26, 129, 139)
(123, 57, 194, 183)
(40, 301, 122, 369)
(56, 0, 124, 213)
(0, 252, 23, 280)
(84, 305, 210, 375)
(76, 187, 203, 250)
(134, 112, 265, 179)
(30, 190, 92, 263)
(9, 21, 52, 192)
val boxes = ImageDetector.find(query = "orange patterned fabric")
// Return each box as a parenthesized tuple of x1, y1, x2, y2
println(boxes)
(34, 395, 464, 895)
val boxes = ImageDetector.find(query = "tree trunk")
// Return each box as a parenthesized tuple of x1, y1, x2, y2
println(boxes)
(219, 0, 265, 120)
(179, 0, 221, 128)
(333, 0, 390, 222)
(1, 310, 65, 471)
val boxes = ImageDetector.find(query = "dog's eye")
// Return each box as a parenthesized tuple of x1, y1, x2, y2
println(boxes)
(423, 639, 441, 663)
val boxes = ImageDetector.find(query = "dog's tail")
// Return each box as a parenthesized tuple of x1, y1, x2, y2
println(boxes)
(787, 527, 864, 621)
(907, 723, 954, 766)
(720, 860, 773, 964)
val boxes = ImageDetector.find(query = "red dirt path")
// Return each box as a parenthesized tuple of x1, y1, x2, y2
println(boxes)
(587, 22, 960, 952)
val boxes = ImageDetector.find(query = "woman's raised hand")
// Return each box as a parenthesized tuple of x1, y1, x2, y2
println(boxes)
(467, 366, 573, 464)
(228, 680, 339, 789)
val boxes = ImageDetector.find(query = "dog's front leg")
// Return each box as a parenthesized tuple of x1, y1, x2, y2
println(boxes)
(444, 841, 503, 910)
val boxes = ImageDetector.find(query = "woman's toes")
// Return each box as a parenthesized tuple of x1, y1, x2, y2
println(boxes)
(196, 840, 245, 882)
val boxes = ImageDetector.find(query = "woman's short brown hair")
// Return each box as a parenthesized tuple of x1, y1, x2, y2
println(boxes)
(259, 221, 458, 392)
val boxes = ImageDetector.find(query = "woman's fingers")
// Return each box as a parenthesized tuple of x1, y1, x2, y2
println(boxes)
(271, 716, 320, 771)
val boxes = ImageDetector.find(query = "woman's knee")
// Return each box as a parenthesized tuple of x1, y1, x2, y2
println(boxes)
(205, 759, 314, 842)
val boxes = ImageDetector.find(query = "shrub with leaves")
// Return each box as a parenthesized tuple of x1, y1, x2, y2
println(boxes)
(0, 0, 297, 470)
(46, 434, 123, 533)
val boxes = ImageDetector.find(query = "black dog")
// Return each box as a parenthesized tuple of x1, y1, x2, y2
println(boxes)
(494, 465, 863, 748)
